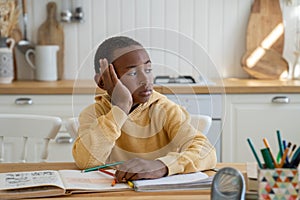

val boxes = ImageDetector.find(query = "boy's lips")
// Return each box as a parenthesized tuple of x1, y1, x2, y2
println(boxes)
(139, 89, 152, 97)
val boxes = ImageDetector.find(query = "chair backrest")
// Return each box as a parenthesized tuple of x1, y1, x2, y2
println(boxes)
(64, 117, 79, 139)
(0, 114, 62, 163)
(190, 114, 212, 135)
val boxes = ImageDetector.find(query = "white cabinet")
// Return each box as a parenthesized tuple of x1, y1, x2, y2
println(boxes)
(222, 94, 300, 163)
(0, 94, 95, 162)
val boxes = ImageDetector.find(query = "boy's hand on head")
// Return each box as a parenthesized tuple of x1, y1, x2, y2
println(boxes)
(95, 59, 133, 114)
(115, 158, 168, 182)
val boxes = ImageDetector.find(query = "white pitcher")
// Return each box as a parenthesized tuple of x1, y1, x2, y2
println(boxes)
(25, 45, 59, 81)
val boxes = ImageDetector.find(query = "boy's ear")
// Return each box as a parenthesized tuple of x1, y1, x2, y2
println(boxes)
(94, 73, 104, 89)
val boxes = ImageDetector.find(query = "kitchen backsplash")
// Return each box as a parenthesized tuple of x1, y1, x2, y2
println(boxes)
(23, 0, 299, 81)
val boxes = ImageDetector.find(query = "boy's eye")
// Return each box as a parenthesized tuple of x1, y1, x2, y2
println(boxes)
(127, 71, 137, 76)
(145, 68, 152, 73)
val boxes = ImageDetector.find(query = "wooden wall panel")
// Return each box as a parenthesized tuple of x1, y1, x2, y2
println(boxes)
(25, 0, 298, 81)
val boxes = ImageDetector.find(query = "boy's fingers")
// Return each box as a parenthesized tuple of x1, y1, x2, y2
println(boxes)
(99, 58, 109, 76)
(109, 64, 119, 85)
(99, 59, 113, 87)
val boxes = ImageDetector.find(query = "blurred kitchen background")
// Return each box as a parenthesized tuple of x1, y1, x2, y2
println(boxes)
(7, 0, 300, 81)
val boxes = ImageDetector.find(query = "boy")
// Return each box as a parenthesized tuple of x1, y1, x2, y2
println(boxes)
(72, 36, 217, 183)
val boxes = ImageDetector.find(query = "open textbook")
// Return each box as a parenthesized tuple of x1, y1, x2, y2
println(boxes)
(0, 169, 212, 199)
(0, 170, 131, 199)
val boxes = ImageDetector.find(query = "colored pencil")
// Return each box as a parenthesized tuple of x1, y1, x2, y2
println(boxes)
(127, 181, 134, 188)
(276, 130, 284, 157)
(285, 142, 292, 163)
(279, 147, 289, 168)
(261, 148, 275, 169)
(82, 161, 124, 173)
(263, 138, 278, 168)
(99, 169, 134, 188)
(247, 138, 263, 169)
(289, 144, 297, 158)
(111, 178, 117, 187)
(98, 169, 117, 187)
(99, 169, 115, 177)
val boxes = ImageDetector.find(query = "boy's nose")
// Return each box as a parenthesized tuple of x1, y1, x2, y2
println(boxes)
(138, 73, 152, 85)
(138, 78, 153, 87)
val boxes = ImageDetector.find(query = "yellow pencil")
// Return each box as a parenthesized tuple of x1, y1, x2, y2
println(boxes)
(127, 181, 134, 188)
(263, 138, 278, 168)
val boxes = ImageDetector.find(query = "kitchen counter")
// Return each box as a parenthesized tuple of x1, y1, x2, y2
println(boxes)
(1, 78, 300, 94)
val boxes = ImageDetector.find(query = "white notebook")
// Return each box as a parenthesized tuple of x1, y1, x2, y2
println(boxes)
(133, 171, 213, 191)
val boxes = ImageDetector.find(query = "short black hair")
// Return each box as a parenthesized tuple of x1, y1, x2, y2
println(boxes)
(94, 36, 142, 73)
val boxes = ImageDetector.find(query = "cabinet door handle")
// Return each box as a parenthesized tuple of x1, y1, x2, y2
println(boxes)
(271, 96, 290, 104)
(56, 136, 74, 144)
(15, 98, 33, 105)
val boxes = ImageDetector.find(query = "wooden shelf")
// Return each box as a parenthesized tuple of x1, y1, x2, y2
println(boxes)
(1, 79, 300, 94)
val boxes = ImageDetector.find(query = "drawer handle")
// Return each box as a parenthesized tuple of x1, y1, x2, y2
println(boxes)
(56, 136, 74, 144)
(15, 98, 33, 105)
(271, 96, 290, 104)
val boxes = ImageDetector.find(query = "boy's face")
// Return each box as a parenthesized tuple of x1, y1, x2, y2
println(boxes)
(112, 45, 153, 104)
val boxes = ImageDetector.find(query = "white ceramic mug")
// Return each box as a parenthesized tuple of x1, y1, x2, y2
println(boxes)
(25, 45, 59, 81)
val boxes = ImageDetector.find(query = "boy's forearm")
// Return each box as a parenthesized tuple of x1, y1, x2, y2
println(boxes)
(73, 106, 128, 169)
(72, 128, 118, 169)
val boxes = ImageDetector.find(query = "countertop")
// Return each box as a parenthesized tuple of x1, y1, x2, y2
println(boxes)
(1, 78, 300, 94)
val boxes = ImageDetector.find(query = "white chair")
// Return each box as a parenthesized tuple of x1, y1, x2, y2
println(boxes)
(64, 114, 212, 138)
(64, 117, 79, 139)
(190, 114, 212, 135)
(0, 114, 62, 163)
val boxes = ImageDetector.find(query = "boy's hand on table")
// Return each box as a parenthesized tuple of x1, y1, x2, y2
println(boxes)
(115, 158, 168, 182)
(95, 58, 133, 114)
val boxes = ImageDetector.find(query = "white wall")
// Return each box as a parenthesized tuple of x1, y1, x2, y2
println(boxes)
(25, 0, 300, 81)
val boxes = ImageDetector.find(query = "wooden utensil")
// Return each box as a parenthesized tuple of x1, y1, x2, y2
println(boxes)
(242, 0, 288, 79)
(11, 0, 23, 80)
(242, 48, 288, 79)
(37, 2, 64, 80)
(11, 25, 22, 80)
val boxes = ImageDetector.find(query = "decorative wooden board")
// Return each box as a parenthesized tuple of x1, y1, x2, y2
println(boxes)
(242, 48, 288, 79)
(37, 2, 64, 80)
(242, 0, 288, 79)
(246, 0, 284, 54)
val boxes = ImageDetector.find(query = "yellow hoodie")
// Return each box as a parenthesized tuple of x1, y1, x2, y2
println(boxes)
(72, 90, 217, 175)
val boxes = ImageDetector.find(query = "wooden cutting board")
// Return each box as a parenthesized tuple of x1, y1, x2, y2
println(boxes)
(242, 0, 288, 79)
(246, 0, 284, 54)
(242, 48, 288, 79)
(37, 2, 64, 80)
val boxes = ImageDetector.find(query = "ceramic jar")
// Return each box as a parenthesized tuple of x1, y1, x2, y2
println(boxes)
(0, 37, 15, 84)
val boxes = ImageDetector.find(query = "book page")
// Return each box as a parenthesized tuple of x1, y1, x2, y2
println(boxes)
(132, 172, 212, 192)
(133, 171, 209, 188)
(58, 170, 131, 192)
(0, 170, 65, 190)
(246, 162, 258, 179)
